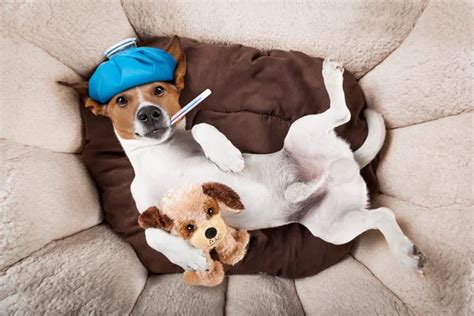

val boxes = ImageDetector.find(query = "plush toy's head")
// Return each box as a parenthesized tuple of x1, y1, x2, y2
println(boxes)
(139, 182, 244, 250)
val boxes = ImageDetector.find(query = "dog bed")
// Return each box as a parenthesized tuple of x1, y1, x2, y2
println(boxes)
(81, 37, 377, 277)
(1, 1, 471, 314)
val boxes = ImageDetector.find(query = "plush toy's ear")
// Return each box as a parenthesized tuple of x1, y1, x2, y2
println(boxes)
(202, 182, 244, 212)
(164, 36, 186, 92)
(57, 81, 106, 116)
(138, 206, 174, 231)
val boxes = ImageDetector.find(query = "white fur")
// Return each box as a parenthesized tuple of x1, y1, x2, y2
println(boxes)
(117, 60, 423, 274)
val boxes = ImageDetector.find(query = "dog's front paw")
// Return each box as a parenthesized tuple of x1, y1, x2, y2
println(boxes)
(207, 144, 245, 173)
(192, 123, 245, 173)
(145, 228, 209, 271)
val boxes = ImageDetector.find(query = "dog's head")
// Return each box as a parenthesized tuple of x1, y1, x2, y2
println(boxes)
(59, 36, 186, 144)
(138, 182, 244, 250)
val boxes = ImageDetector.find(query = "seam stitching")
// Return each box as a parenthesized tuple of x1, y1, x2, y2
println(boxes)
(388, 109, 473, 131)
(350, 254, 413, 315)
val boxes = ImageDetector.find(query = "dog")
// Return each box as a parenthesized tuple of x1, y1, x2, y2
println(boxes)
(61, 36, 425, 274)
(138, 182, 250, 286)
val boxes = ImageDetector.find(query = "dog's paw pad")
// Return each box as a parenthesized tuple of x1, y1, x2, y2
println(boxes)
(411, 245, 427, 271)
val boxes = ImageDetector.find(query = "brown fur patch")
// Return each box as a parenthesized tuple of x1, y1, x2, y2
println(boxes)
(138, 206, 173, 231)
(202, 182, 244, 210)
(164, 36, 187, 92)
(178, 220, 196, 240)
(203, 198, 220, 217)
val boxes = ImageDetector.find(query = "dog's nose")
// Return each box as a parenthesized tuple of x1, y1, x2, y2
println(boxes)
(205, 227, 217, 239)
(137, 106, 161, 124)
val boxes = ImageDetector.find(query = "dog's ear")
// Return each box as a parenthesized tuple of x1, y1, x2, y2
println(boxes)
(202, 182, 244, 212)
(138, 206, 174, 231)
(57, 81, 106, 116)
(164, 36, 186, 92)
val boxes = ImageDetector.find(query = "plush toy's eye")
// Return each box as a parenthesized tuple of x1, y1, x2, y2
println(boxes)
(206, 208, 214, 215)
(154, 86, 165, 96)
(116, 96, 128, 107)
(186, 224, 195, 232)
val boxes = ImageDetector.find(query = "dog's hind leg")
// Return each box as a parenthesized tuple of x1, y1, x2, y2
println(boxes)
(302, 207, 426, 275)
(321, 58, 351, 128)
(284, 58, 349, 151)
(283, 59, 351, 202)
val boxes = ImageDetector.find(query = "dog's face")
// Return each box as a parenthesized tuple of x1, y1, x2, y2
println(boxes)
(60, 36, 186, 144)
(100, 81, 181, 141)
(138, 183, 244, 250)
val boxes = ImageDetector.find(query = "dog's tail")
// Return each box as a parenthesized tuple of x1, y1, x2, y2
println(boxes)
(354, 108, 386, 169)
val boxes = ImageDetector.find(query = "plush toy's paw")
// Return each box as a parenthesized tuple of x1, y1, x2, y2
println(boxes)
(183, 260, 225, 287)
(218, 230, 250, 266)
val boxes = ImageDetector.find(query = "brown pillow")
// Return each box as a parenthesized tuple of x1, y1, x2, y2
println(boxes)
(81, 37, 378, 278)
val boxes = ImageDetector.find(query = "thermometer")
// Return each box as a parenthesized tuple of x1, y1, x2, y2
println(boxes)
(171, 89, 212, 125)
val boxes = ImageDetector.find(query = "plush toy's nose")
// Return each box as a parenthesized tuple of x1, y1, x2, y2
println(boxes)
(137, 106, 161, 125)
(205, 227, 217, 239)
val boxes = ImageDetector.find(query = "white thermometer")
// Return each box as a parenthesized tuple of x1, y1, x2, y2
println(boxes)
(171, 89, 212, 125)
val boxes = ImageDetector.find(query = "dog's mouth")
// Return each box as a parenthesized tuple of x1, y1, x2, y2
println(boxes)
(143, 126, 170, 137)
(135, 124, 173, 140)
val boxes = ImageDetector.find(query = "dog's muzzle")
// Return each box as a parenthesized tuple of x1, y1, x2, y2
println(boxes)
(137, 106, 162, 124)
(136, 105, 171, 139)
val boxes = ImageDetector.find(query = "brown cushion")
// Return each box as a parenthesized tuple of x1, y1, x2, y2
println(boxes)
(81, 37, 378, 278)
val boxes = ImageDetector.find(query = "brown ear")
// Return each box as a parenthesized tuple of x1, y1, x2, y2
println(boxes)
(57, 81, 106, 116)
(202, 182, 244, 211)
(164, 36, 186, 92)
(138, 206, 174, 231)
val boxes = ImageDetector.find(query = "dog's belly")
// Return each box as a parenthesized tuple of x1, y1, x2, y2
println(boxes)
(132, 150, 298, 229)
(182, 153, 297, 229)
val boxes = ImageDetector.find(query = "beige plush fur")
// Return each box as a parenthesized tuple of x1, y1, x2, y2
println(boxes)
(360, 0, 473, 128)
(0, 37, 83, 153)
(0, 140, 102, 269)
(0, 226, 147, 314)
(0, 0, 471, 314)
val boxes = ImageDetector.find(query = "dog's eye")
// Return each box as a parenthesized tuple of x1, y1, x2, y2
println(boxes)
(154, 86, 165, 96)
(186, 224, 195, 232)
(206, 208, 213, 215)
(116, 96, 128, 107)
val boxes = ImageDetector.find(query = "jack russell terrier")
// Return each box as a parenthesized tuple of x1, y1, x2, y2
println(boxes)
(61, 36, 425, 275)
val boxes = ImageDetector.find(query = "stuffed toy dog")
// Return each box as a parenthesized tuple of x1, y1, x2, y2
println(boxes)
(138, 182, 250, 287)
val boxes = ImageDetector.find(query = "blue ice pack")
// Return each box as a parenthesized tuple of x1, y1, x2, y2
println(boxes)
(89, 38, 177, 103)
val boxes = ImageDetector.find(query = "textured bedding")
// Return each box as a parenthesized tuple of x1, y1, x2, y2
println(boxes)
(1, 1, 471, 314)
(81, 37, 377, 277)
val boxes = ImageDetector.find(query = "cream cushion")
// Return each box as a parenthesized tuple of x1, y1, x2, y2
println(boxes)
(0, 0, 471, 314)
